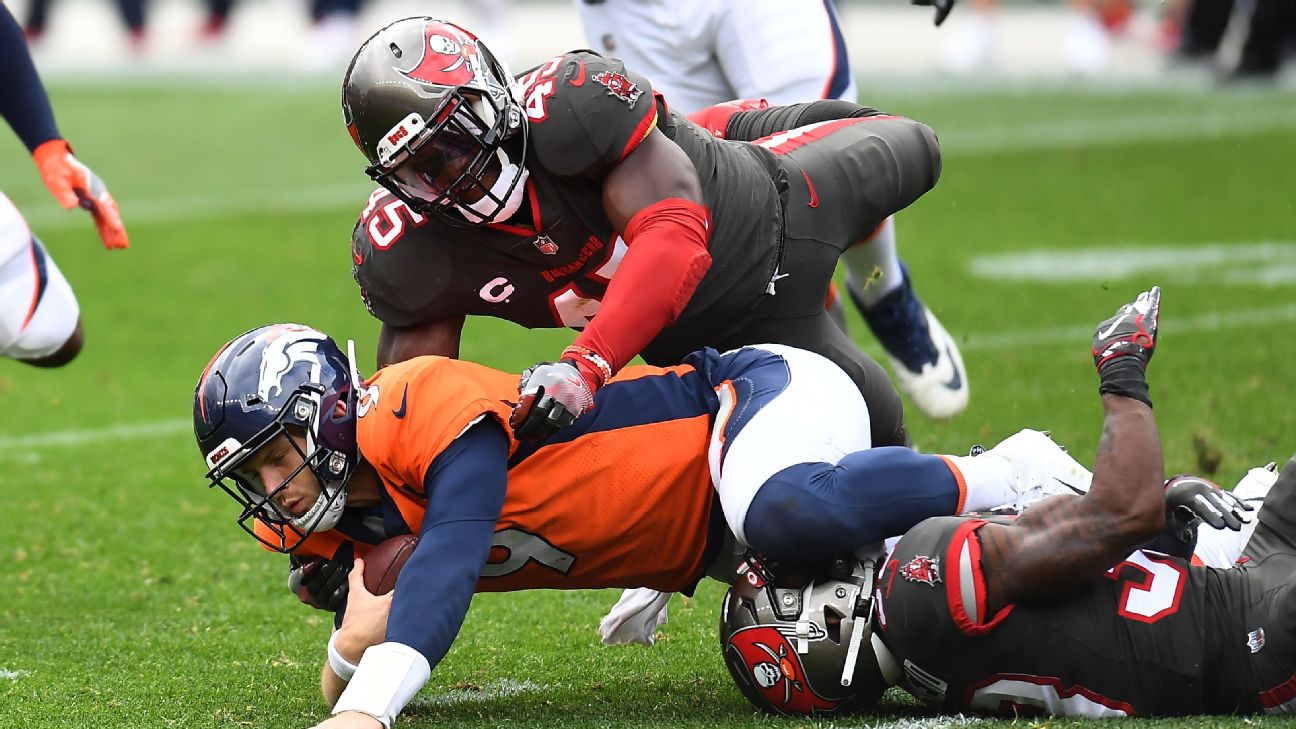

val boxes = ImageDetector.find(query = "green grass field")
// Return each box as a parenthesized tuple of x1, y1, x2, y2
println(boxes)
(1, 78, 1295, 728)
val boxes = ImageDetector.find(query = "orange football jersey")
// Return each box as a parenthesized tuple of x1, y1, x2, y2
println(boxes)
(261, 356, 721, 593)
(363, 357, 718, 593)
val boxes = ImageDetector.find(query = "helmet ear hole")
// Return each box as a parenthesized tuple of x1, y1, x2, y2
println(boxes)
(823, 605, 844, 644)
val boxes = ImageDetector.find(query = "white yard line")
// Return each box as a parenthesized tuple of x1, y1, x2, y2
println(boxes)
(947, 106, 1296, 155)
(961, 302, 1296, 351)
(4, 302, 1296, 454)
(0, 418, 191, 452)
(856, 717, 988, 729)
(13, 105, 1296, 232)
(19, 181, 375, 231)
(969, 241, 1296, 283)
(409, 678, 546, 708)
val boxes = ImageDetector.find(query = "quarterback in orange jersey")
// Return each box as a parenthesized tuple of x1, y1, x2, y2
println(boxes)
(192, 326, 1090, 728)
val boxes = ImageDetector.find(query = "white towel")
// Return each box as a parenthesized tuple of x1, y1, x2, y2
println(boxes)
(598, 588, 672, 646)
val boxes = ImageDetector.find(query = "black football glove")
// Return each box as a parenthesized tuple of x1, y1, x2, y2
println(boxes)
(1092, 286, 1160, 407)
(1165, 474, 1255, 532)
(288, 541, 354, 612)
(510, 360, 596, 441)
(912, 0, 956, 27)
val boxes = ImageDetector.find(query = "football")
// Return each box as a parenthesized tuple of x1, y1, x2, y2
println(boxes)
(361, 534, 419, 595)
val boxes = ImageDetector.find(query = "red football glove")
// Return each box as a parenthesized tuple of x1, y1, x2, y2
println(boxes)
(33, 139, 129, 250)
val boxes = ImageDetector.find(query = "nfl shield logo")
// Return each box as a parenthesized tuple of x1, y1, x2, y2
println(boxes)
(900, 555, 941, 586)
(533, 235, 559, 255)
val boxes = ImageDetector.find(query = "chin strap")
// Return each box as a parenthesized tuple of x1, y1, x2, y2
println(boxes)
(840, 559, 877, 687)
(346, 339, 364, 390)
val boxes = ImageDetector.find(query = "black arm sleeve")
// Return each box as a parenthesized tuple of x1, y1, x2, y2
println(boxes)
(725, 99, 886, 142)
(0, 5, 61, 152)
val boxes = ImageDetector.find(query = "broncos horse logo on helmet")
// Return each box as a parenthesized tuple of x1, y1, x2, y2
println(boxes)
(342, 17, 528, 226)
(193, 324, 359, 553)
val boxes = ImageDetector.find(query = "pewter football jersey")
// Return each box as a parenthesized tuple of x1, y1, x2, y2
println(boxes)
(875, 516, 1239, 718)
(350, 51, 784, 366)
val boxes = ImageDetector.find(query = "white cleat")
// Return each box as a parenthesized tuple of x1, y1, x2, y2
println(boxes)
(982, 428, 1094, 509)
(1233, 464, 1278, 503)
(885, 306, 969, 421)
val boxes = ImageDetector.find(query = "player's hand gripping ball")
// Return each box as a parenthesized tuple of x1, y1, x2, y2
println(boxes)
(361, 534, 419, 595)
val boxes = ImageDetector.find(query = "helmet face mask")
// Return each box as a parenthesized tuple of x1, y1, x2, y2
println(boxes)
(194, 325, 359, 553)
(343, 17, 528, 226)
(719, 555, 888, 716)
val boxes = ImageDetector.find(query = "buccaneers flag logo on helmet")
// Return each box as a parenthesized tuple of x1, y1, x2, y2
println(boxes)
(725, 626, 845, 715)
(399, 21, 482, 87)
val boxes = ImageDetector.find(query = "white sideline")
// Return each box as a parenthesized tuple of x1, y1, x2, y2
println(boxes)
(4, 302, 1296, 455)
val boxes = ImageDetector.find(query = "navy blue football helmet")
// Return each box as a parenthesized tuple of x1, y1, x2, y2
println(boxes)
(193, 324, 359, 553)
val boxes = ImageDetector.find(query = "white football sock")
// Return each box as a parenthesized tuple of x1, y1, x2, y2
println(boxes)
(844, 216, 903, 308)
(942, 454, 1018, 514)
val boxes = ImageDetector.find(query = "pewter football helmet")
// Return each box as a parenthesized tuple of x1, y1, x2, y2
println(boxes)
(720, 555, 894, 715)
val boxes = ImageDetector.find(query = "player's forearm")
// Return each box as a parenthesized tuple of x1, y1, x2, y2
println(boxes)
(321, 661, 347, 708)
(0, 6, 61, 152)
(1088, 394, 1165, 540)
(572, 198, 711, 373)
(320, 627, 375, 708)
(990, 396, 1165, 601)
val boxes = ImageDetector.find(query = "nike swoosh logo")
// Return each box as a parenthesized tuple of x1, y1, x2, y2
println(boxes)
(1052, 477, 1086, 495)
(1098, 310, 1130, 340)
(393, 384, 409, 419)
(940, 344, 962, 390)
(352, 245, 364, 266)
(801, 170, 818, 208)
(570, 61, 586, 87)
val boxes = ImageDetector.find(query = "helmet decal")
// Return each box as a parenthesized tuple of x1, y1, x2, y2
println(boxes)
(193, 323, 360, 553)
(256, 326, 325, 402)
(727, 625, 844, 715)
(399, 22, 483, 88)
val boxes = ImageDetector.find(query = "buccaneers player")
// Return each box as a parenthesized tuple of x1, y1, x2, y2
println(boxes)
(192, 327, 1085, 728)
(869, 286, 1296, 718)
(343, 18, 956, 450)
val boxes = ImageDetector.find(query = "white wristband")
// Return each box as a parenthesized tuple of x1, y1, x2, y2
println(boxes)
(327, 631, 359, 682)
(332, 642, 431, 728)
